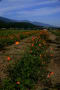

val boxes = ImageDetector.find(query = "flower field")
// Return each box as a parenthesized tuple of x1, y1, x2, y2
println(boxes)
(0, 30, 40, 50)
(0, 30, 58, 90)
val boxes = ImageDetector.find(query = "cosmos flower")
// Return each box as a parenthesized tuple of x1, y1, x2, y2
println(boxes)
(15, 41, 20, 45)
(47, 74, 50, 78)
(16, 81, 20, 85)
(47, 72, 54, 78)
(50, 72, 54, 75)
(32, 36, 35, 41)
(32, 43, 34, 47)
(7, 56, 11, 61)
(39, 44, 41, 47)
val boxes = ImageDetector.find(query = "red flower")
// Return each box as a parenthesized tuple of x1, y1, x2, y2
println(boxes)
(39, 44, 41, 47)
(50, 72, 54, 75)
(7, 56, 11, 61)
(32, 36, 35, 41)
(47, 74, 50, 78)
(47, 72, 54, 78)
(16, 81, 20, 85)
(32, 43, 34, 47)
(15, 41, 19, 45)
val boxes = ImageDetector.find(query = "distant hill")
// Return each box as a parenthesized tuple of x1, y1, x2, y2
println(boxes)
(0, 16, 60, 29)
(0, 17, 43, 29)
(32, 22, 53, 27)
(0, 16, 17, 22)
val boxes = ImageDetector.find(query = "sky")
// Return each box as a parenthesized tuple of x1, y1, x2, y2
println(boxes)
(0, 0, 60, 26)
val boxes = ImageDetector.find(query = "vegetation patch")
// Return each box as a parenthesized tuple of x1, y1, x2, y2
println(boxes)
(0, 30, 55, 90)
(0, 30, 40, 50)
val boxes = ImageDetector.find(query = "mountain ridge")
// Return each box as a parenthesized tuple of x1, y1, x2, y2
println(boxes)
(0, 16, 60, 28)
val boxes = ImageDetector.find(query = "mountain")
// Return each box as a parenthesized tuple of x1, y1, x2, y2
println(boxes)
(32, 22, 54, 27)
(0, 17, 31, 23)
(0, 17, 43, 29)
(0, 16, 59, 29)
(0, 16, 17, 22)
(0, 17, 51, 26)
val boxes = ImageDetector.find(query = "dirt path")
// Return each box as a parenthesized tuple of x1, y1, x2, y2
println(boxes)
(0, 36, 33, 80)
(48, 32, 60, 86)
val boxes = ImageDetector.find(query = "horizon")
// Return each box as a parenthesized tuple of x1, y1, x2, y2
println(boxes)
(0, 0, 60, 27)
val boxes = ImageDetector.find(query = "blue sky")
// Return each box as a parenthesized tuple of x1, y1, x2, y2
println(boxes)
(0, 0, 60, 26)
